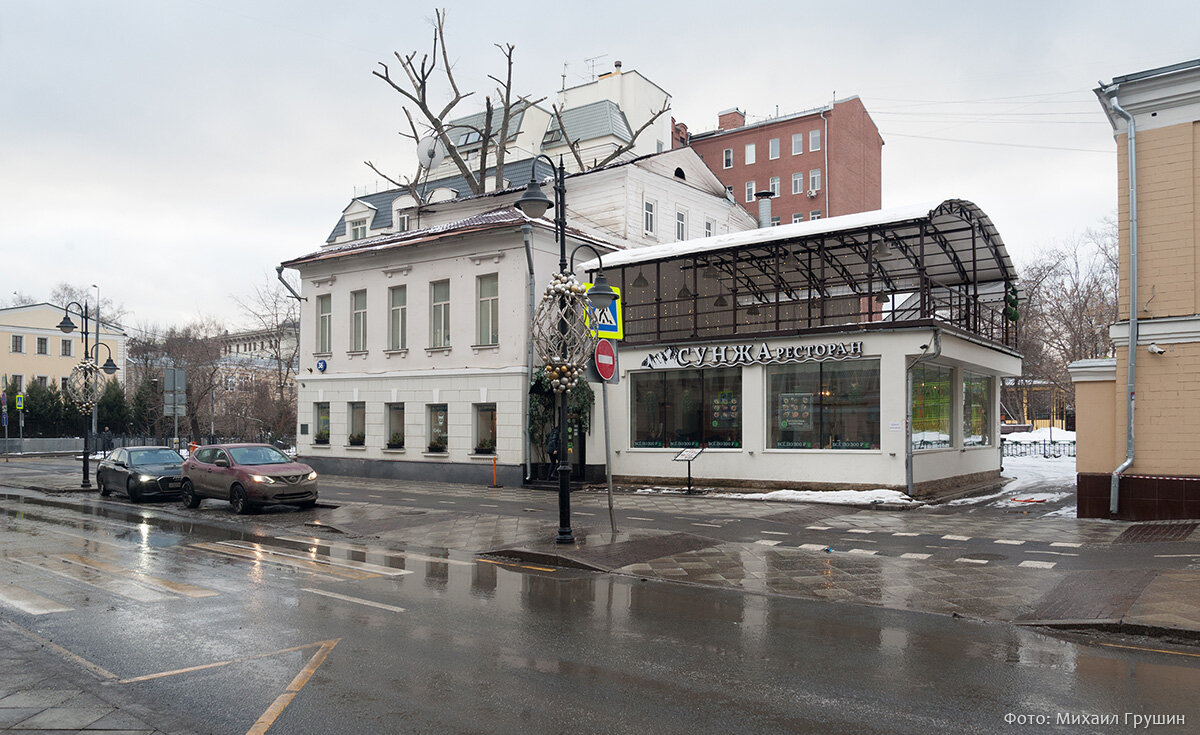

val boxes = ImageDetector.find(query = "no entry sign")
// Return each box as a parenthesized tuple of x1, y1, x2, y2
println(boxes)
(594, 339, 618, 382)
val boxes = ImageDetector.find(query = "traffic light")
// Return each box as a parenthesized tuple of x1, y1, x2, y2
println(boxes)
(1004, 283, 1020, 322)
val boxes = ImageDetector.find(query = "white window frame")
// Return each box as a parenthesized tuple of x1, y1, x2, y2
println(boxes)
(792, 133, 804, 155)
(675, 209, 687, 241)
(769, 176, 780, 197)
(810, 169, 822, 191)
(770, 216, 780, 227)
(810, 210, 822, 220)
(643, 199, 656, 235)
(744, 143, 756, 165)
(768, 138, 780, 160)
(705, 219, 714, 237)
(350, 218, 367, 240)
(350, 290, 367, 352)
(395, 213, 410, 233)
(722, 148, 733, 169)
(810, 129, 821, 152)
(792, 172, 804, 195)
(316, 294, 331, 353)
(745, 181, 756, 203)
(388, 285, 407, 350)
(476, 273, 499, 346)
(430, 280, 451, 348)
(792, 213, 804, 224)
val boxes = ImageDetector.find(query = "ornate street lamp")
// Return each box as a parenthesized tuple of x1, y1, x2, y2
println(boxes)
(59, 294, 119, 489)
(516, 157, 616, 544)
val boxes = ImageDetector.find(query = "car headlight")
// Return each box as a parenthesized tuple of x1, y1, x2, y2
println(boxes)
(250, 475, 275, 484)
(306, 471, 318, 481)
(138, 474, 155, 482)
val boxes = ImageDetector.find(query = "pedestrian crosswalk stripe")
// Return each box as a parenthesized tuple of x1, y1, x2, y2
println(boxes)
(274, 536, 473, 567)
(1019, 560, 1056, 569)
(211, 541, 411, 578)
(847, 529, 873, 534)
(892, 532, 920, 537)
(301, 588, 405, 613)
(806, 526, 832, 531)
(956, 557, 988, 565)
(0, 582, 73, 615)
(900, 552, 931, 560)
(800, 543, 827, 551)
(755, 540, 781, 546)
(942, 534, 971, 541)
(847, 548, 878, 555)
(57, 554, 218, 598)
(11, 557, 175, 602)
(1050, 542, 1082, 548)
(760, 530, 789, 535)
(995, 539, 1025, 545)
(190, 542, 380, 580)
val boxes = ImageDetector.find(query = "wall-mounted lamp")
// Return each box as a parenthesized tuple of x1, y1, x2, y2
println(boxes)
(1147, 343, 1166, 355)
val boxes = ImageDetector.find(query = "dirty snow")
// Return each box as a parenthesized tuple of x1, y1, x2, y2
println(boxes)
(708, 488, 919, 506)
(1002, 427, 1076, 443)
(946, 454, 1077, 507)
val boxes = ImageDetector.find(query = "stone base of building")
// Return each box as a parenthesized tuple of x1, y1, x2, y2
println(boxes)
(1077, 473, 1200, 520)
(301, 454, 526, 488)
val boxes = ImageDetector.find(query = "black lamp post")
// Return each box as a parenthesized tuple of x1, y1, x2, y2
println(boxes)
(515, 156, 617, 544)
(59, 300, 119, 489)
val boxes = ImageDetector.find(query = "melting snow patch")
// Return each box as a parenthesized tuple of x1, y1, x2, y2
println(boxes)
(707, 488, 919, 506)
(991, 492, 1071, 508)
(1042, 504, 1078, 518)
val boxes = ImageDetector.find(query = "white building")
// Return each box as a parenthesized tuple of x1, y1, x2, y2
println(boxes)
(283, 148, 753, 484)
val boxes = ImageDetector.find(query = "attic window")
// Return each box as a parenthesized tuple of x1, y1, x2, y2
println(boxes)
(542, 128, 563, 145)
(350, 219, 367, 240)
(674, 167, 686, 180)
(458, 130, 482, 145)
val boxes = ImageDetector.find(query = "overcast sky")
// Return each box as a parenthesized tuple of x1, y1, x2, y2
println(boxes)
(2, 1, 1196, 331)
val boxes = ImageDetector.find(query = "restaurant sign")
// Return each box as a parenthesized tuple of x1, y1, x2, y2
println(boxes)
(639, 340, 864, 369)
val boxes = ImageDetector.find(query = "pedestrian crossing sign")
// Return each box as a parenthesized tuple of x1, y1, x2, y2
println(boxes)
(584, 283, 623, 340)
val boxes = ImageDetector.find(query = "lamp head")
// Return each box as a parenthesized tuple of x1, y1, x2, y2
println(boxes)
(586, 272, 618, 311)
(101, 357, 119, 375)
(57, 313, 77, 333)
(514, 178, 553, 219)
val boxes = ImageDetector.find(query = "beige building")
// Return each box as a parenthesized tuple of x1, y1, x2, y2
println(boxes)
(1072, 59, 1200, 520)
(0, 303, 127, 394)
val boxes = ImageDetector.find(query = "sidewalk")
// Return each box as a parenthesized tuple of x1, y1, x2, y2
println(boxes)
(10, 465, 1200, 639)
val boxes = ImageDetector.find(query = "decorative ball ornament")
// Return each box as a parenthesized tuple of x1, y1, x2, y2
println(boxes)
(65, 361, 102, 413)
(532, 271, 598, 394)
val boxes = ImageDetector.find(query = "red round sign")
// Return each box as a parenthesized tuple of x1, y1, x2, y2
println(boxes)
(595, 339, 617, 381)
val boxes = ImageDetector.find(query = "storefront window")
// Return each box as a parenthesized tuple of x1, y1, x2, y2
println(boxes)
(347, 402, 365, 444)
(427, 404, 448, 451)
(963, 372, 992, 447)
(475, 404, 497, 453)
(912, 363, 952, 450)
(768, 360, 880, 449)
(630, 368, 741, 449)
(386, 403, 404, 447)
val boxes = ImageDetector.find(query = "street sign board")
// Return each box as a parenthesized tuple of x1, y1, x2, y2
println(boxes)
(15, 394, 23, 410)
(584, 283, 623, 340)
(164, 368, 186, 393)
(595, 339, 617, 381)
(673, 447, 703, 462)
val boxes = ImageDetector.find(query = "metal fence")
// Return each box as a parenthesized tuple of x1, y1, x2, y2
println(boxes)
(1001, 440, 1076, 458)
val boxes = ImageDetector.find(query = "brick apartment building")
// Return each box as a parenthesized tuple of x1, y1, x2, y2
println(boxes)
(679, 97, 882, 224)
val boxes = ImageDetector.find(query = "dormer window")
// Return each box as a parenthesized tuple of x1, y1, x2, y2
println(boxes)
(458, 130, 482, 146)
(395, 213, 410, 233)
(542, 128, 563, 145)
(350, 219, 367, 240)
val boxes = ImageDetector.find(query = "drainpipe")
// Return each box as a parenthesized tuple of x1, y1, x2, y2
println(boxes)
(275, 266, 306, 302)
(522, 221, 536, 482)
(820, 106, 830, 215)
(1104, 93, 1139, 516)
(905, 329, 941, 498)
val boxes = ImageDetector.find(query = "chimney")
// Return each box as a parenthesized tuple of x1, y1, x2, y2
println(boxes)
(671, 118, 689, 148)
(755, 191, 773, 228)
(717, 108, 745, 130)
(613, 60, 622, 73)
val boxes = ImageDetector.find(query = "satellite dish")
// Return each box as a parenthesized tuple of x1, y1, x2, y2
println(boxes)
(415, 137, 446, 170)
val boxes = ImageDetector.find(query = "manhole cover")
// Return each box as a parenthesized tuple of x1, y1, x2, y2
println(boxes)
(1113, 522, 1198, 545)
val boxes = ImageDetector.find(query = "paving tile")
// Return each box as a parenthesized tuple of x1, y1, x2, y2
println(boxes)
(83, 709, 157, 730)
(0, 708, 43, 729)
(12, 705, 112, 730)
(0, 690, 81, 709)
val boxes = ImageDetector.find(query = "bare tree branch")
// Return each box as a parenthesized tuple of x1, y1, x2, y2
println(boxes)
(594, 96, 671, 169)
(551, 103, 587, 171)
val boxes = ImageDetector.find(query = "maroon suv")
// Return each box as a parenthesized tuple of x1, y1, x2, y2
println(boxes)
(181, 443, 318, 514)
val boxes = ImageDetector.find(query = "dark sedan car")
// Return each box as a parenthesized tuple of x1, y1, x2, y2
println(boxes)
(96, 446, 185, 502)
(181, 443, 318, 514)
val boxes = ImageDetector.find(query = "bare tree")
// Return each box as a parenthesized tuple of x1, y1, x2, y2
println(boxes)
(5, 291, 36, 306)
(49, 282, 129, 325)
(233, 275, 300, 441)
(550, 95, 672, 171)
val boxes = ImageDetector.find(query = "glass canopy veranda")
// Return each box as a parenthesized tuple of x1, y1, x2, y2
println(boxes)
(587, 199, 1019, 350)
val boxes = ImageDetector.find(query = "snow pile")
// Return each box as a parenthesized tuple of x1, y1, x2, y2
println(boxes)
(947, 454, 1077, 507)
(1002, 427, 1076, 444)
(708, 488, 919, 506)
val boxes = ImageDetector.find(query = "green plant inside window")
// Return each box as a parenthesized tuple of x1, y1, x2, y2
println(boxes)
(348, 432, 365, 446)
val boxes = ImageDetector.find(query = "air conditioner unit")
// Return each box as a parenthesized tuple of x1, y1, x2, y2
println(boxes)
(807, 189, 819, 198)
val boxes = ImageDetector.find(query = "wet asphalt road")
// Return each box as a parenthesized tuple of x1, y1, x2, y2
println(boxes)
(2, 484, 1199, 734)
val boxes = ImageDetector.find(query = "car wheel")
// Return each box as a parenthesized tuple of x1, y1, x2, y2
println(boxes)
(97, 473, 111, 497)
(126, 477, 143, 503)
(181, 479, 201, 509)
(230, 485, 252, 515)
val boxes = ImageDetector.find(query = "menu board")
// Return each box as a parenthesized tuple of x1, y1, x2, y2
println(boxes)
(711, 390, 740, 429)
(778, 393, 814, 431)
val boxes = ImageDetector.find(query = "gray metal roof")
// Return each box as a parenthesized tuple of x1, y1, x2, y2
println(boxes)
(545, 99, 633, 145)
(442, 107, 527, 153)
(326, 157, 551, 242)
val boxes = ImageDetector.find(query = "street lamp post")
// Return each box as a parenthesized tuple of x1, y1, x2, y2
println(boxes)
(58, 300, 119, 489)
(515, 156, 616, 544)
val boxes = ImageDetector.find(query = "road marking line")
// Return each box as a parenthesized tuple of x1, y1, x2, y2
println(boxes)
(190, 542, 379, 580)
(995, 539, 1025, 545)
(892, 532, 920, 537)
(955, 558, 988, 564)
(900, 552, 931, 560)
(627, 516, 654, 521)
(576, 511, 595, 516)
(1154, 554, 1200, 558)
(274, 537, 473, 567)
(1094, 641, 1200, 660)
(760, 531, 789, 536)
(480, 503, 499, 508)
(301, 588, 405, 613)
(847, 529, 873, 534)
(247, 639, 341, 735)
(214, 541, 410, 577)
(806, 525, 832, 530)
(120, 642, 324, 683)
(848, 549, 878, 555)
(57, 554, 218, 598)
(1019, 560, 1056, 569)
(1026, 550, 1079, 557)
(11, 557, 175, 602)
(368, 494, 382, 498)
(755, 540, 781, 546)
(942, 534, 971, 541)
(438, 501, 456, 504)
(478, 558, 556, 573)
(1050, 542, 1082, 548)
(1, 620, 117, 680)
(0, 582, 73, 615)
(692, 523, 721, 528)
(800, 543, 827, 551)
